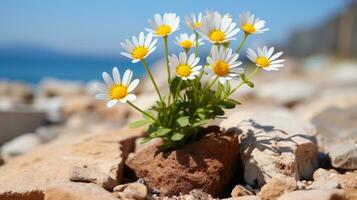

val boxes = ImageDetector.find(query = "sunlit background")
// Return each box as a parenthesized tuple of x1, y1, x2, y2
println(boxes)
(0, 0, 354, 83)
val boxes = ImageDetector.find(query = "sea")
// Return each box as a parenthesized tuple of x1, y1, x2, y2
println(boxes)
(0, 55, 156, 85)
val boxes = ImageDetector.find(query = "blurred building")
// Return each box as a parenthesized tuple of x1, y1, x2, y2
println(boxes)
(287, 1, 357, 58)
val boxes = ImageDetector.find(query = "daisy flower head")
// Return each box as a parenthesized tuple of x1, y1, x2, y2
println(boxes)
(169, 52, 202, 80)
(197, 12, 240, 44)
(120, 32, 157, 63)
(185, 13, 202, 30)
(207, 46, 244, 84)
(95, 67, 140, 108)
(247, 46, 285, 71)
(175, 33, 204, 50)
(239, 11, 269, 35)
(146, 13, 180, 37)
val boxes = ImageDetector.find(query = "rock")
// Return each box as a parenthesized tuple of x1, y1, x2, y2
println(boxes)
(126, 128, 239, 197)
(231, 185, 253, 197)
(324, 62, 357, 87)
(39, 78, 86, 97)
(311, 107, 357, 145)
(259, 177, 297, 200)
(0, 127, 143, 199)
(0, 110, 47, 145)
(63, 95, 95, 117)
(0, 156, 4, 166)
(255, 79, 316, 106)
(221, 108, 318, 188)
(277, 189, 346, 200)
(69, 166, 116, 191)
(1, 133, 42, 158)
(336, 171, 357, 200)
(294, 89, 357, 124)
(114, 182, 147, 200)
(328, 143, 357, 170)
(44, 182, 118, 200)
(224, 196, 260, 200)
(166, 189, 216, 200)
(34, 97, 64, 123)
(0, 81, 33, 103)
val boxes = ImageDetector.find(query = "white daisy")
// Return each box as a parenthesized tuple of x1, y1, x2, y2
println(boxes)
(169, 52, 202, 80)
(239, 11, 269, 35)
(247, 46, 285, 71)
(95, 67, 139, 108)
(185, 13, 202, 30)
(146, 13, 180, 37)
(175, 33, 204, 50)
(120, 32, 157, 63)
(207, 46, 244, 84)
(197, 12, 240, 44)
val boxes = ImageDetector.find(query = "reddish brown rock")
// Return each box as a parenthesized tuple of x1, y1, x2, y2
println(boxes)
(126, 129, 240, 197)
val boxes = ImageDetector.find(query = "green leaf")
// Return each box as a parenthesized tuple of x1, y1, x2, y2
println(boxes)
(170, 77, 181, 95)
(240, 73, 247, 81)
(228, 99, 241, 105)
(129, 120, 150, 128)
(171, 132, 185, 141)
(192, 119, 210, 127)
(177, 116, 190, 127)
(220, 101, 236, 109)
(156, 128, 172, 136)
(245, 81, 254, 88)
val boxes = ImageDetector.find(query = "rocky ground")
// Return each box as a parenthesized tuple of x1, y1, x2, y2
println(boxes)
(0, 56, 356, 200)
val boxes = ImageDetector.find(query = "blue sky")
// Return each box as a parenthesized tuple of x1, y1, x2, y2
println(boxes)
(0, 0, 349, 56)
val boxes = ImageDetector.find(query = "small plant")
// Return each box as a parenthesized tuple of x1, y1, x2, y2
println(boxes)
(95, 11, 285, 151)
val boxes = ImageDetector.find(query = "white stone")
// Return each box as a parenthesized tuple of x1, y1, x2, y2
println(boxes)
(1, 133, 42, 157)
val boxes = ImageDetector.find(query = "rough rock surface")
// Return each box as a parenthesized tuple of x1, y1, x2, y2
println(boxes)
(231, 185, 253, 197)
(259, 177, 297, 200)
(69, 166, 116, 191)
(220, 108, 318, 188)
(328, 143, 357, 170)
(1, 133, 42, 158)
(44, 182, 118, 200)
(114, 182, 147, 200)
(126, 129, 240, 197)
(0, 127, 143, 199)
(311, 107, 357, 145)
(277, 189, 346, 200)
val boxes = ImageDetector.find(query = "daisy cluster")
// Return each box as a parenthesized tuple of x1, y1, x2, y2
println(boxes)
(95, 11, 285, 150)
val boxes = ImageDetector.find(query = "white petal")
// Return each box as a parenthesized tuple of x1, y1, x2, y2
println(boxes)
(102, 72, 114, 86)
(126, 94, 136, 102)
(95, 93, 108, 100)
(269, 51, 283, 61)
(107, 99, 118, 108)
(112, 67, 121, 84)
(122, 69, 133, 86)
(128, 79, 140, 92)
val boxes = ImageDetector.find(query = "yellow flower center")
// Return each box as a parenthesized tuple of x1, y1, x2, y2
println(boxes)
(213, 60, 230, 76)
(256, 57, 270, 67)
(176, 64, 192, 77)
(209, 30, 225, 43)
(109, 84, 128, 100)
(179, 40, 193, 49)
(156, 25, 172, 36)
(194, 22, 202, 28)
(242, 24, 256, 34)
(132, 46, 148, 60)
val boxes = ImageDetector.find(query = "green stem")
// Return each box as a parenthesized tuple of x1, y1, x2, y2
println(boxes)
(207, 76, 218, 90)
(236, 34, 248, 53)
(128, 101, 155, 121)
(229, 66, 260, 96)
(141, 59, 163, 102)
(194, 32, 199, 57)
(163, 36, 171, 81)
